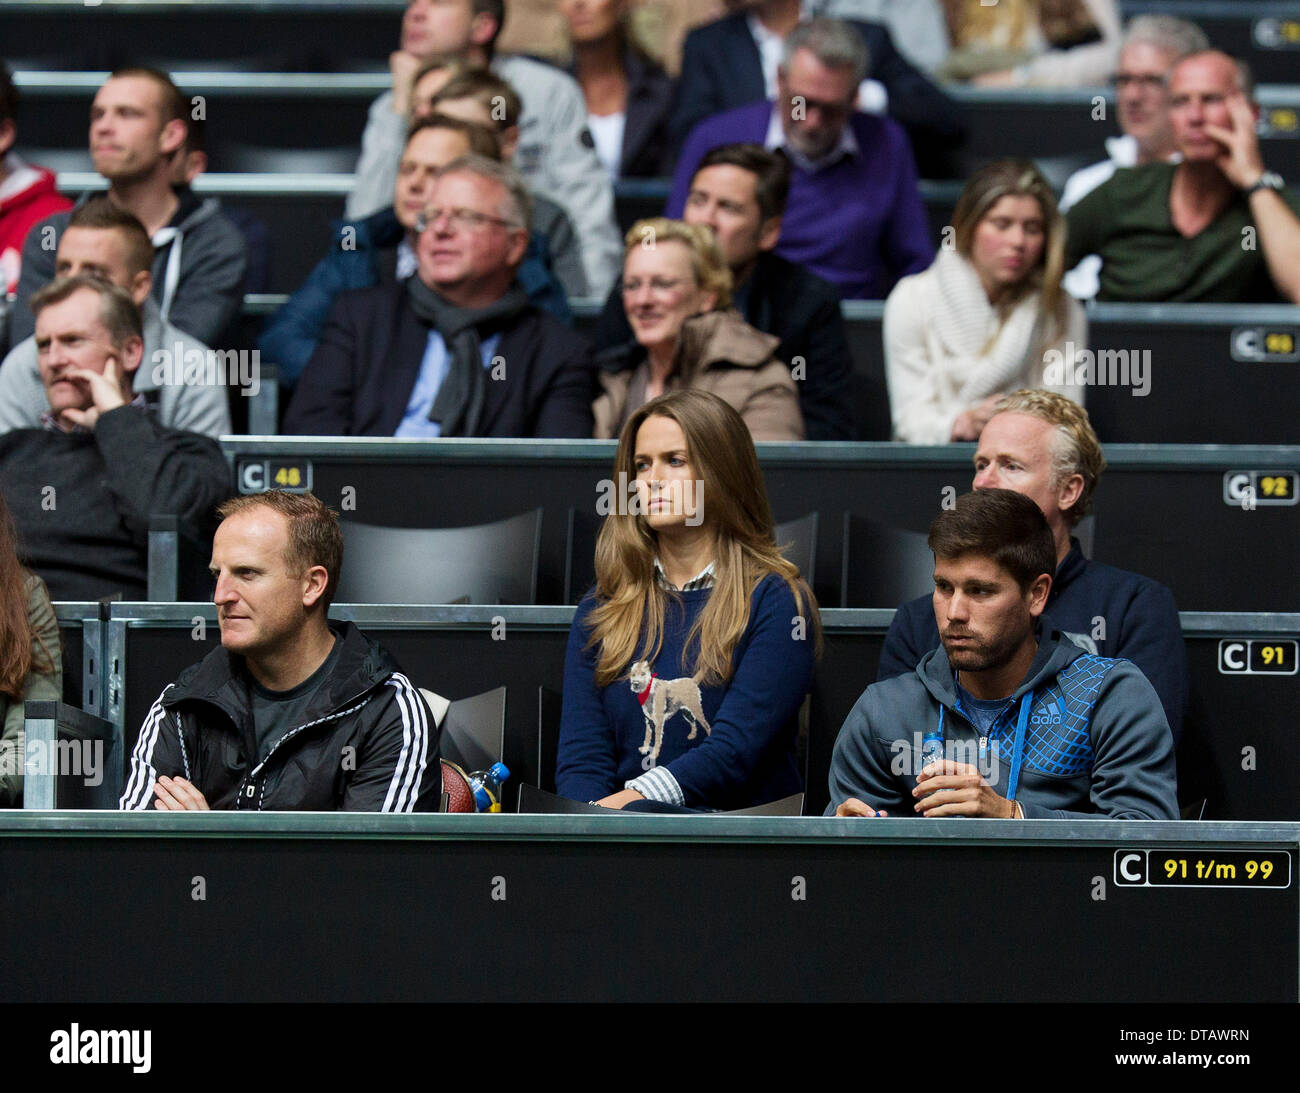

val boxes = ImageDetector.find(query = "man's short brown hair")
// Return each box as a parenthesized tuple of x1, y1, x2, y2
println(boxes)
(66, 197, 155, 277)
(216, 491, 344, 610)
(929, 489, 1057, 593)
(428, 69, 522, 130)
(695, 144, 791, 223)
(107, 66, 189, 127)
(406, 112, 502, 161)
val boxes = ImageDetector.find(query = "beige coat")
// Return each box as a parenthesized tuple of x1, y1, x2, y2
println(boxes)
(593, 309, 805, 442)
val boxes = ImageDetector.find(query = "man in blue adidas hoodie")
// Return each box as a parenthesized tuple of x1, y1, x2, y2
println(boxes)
(829, 489, 1177, 820)
(876, 389, 1188, 743)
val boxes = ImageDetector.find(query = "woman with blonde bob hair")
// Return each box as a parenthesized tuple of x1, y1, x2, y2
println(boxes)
(885, 158, 1086, 444)
(593, 218, 804, 442)
(558, 390, 820, 811)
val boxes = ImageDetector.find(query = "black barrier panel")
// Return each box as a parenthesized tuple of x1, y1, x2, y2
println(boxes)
(220, 438, 1300, 612)
(1, 815, 1295, 1001)
(105, 606, 1300, 821)
(0, 5, 403, 70)
(1087, 308, 1300, 444)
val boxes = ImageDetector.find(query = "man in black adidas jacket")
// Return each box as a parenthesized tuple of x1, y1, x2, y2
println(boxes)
(119, 491, 441, 812)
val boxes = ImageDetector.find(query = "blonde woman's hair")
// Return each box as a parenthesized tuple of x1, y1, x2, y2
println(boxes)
(586, 390, 820, 687)
(623, 218, 733, 312)
(950, 158, 1068, 340)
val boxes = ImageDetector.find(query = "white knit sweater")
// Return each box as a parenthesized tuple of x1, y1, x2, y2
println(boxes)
(883, 250, 1087, 444)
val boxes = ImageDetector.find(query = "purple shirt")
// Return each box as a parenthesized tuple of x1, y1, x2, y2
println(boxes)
(667, 101, 933, 300)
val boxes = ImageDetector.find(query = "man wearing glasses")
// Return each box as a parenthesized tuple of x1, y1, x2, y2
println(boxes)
(667, 17, 931, 301)
(1059, 16, 1209, 299)
(284, 155, 595, 438)
(1064, 49, 1300, 304)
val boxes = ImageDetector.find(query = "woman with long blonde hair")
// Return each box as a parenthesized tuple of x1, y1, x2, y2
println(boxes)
(884, 157, 1086, 444)
(557, 390, 819, 811)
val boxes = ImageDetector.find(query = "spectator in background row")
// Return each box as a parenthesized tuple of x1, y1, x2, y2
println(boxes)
(559, 0, 675, 179)
(0, 198, 230, 437)
(497, 0, 725, 75)
(173, 112, 272, 298)
(672, 2, 965, 177)
(1065, 50, 1300, 304)
(0, 63, 73, 348)
(349, 0, 622, 296)
(0, 490, 61, 808)
(817, 0, 950, 74)
(597, 143, 853, 439)
(261, 115, 569, 390)
(669, 18, 932, 300)
(593, 218, 803, 441)
(885, 160, 1083, 444)
(285, 156, 594, 439)
(876, 389, 1189, 745)
(11, 68, 247, 350)
(558, 390, 820, 811)
(423, 69, 588, 299)
(940, 0, 1121, 88)
(1060, 15, 1209, 300)
(0, 276, 229, 601)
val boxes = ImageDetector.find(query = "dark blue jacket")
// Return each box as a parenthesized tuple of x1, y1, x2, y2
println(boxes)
(876, 539, 1189, 743)
(670, 14, 964, 176)
(259, 206, 571, 388)
(281, 281, 595, 439)
(568, 45, 675, 178)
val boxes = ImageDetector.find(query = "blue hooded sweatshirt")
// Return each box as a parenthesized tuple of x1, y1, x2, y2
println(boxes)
(875, 538, 1188, 744)
(828, 623, 1178, 820)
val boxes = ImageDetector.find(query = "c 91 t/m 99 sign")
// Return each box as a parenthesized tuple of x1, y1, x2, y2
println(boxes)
(1115, 849, 1292, 888)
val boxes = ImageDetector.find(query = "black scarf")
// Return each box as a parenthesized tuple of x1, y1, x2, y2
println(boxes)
(405, 278, 530, 437)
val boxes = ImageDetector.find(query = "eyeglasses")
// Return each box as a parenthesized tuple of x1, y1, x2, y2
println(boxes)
(415, 206, 520, 233)
(1110, 73, 1167, 92)
(622, 277, 690, 295)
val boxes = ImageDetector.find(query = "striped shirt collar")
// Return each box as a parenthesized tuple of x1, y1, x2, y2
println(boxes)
(654, 559, 716, 591)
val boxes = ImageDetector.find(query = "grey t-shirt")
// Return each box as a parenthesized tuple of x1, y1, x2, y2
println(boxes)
(248, 637, 341, 761)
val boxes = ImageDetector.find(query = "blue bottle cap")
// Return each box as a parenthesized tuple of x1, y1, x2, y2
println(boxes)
(490, 761, 510, 780)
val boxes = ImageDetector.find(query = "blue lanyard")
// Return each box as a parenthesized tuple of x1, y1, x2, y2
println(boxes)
(1005, 690, 1035, 802)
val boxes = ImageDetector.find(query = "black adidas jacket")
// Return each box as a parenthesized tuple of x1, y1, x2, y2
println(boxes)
(119, 622, 440, 811)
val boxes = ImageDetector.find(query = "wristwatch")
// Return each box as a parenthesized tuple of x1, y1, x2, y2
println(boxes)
(1244, 171, 1285, 197)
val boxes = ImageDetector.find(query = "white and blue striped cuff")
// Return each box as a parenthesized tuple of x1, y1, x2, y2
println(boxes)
(626, 766, 684, 806)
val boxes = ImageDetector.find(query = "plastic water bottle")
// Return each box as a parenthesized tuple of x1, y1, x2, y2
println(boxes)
(919, 730, 944, 778)
(467, 762, 510, 812)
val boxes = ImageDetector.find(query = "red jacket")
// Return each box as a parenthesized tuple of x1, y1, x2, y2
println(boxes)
(0, 161, 71, 294)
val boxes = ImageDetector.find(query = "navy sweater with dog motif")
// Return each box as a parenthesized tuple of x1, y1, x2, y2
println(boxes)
(557, 574, 814, 809)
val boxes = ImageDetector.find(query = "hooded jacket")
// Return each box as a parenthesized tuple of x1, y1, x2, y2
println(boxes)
(877, 538, 1188, 744)
(828, 623, 1178, 820)
(0, 157, 73, 296)
(11, 186, 247, 347)
(119, 621, 441, 812)
(592, 308, 804, 441)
